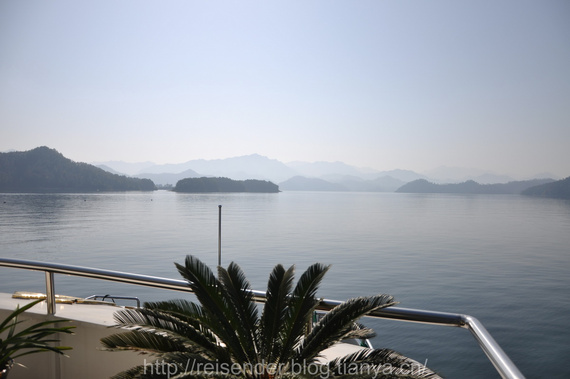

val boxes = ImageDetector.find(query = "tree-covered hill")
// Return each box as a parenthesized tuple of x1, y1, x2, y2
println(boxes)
(396, 178, 554, 194)
(173, 177, 279, 193)
(0, 146, 156, 192)
(522, 176, 570, 199)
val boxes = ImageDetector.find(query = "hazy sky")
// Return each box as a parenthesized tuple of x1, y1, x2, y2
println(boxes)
(1, 1, 569, 177)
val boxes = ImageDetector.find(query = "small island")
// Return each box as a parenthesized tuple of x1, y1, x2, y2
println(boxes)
(173, 177, 279, 193)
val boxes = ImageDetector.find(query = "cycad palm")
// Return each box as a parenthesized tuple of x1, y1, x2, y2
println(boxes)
(101, 255, 438, 378)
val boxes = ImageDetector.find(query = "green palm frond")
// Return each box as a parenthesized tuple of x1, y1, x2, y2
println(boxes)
(291, 263, 330, 303)
(108, 308, 223, 360)
(278, 263, 330, 363)
(175, 256, 222, 315)
(326, 348, 440, 378)
(170, 373, 244, 379)
(341, 327, 377, 341)
(175, 256, 249, 364)
(298, 295, 396, 362)
(217, 262, 259, 363)
(108, 364, 150, 379)
(259, 264, 295, 362)
(109, 361, 189, 379)
(144, 299, 206, 324)
(101, 329, 187, 355)
(110, 350, 234, 379)
(143, 300, 221, 349)
(103, 255, 440, 378)
(344, 322, 377, 340)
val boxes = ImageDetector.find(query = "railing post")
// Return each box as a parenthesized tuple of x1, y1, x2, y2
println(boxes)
(45, 271, 56, 315)
(218, 205, 222, 266)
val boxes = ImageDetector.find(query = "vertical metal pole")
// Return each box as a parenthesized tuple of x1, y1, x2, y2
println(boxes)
(45, 271, 56, 315)
(218, 205, 222, 266)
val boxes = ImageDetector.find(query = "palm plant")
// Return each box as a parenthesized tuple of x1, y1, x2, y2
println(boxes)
(101, 255, 439, 378)
(0, 299, 75, 377)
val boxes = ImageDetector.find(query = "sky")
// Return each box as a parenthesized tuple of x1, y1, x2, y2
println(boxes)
(1, 0, 569, 178)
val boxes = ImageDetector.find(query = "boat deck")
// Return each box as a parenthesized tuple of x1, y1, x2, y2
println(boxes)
(0, 258, 525, 379)
(0, 293, 141, 379)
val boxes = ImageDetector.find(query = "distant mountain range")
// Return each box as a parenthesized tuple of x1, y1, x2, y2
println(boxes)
(279, 175, 410, 192)
(95, 154, 557, 191)
(279, 176, 349, 192)
(396, 177, 570, 199)
(98, 156, 432, 191)
(422, 166, 517, 184)
(129, 154, 297, 183)
(396, 179, 556, 195)
(2, 146, 566, 197)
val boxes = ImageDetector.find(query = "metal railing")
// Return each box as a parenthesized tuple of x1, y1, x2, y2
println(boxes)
(84, 295, 141, 308)
(0, 258, 524, 379)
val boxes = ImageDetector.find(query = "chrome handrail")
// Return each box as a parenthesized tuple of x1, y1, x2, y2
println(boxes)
(84, 295, 141, 308)
(0, 258, 524, 379)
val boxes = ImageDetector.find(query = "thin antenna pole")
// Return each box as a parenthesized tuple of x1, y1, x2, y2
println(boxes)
(218, 205, 222, 266)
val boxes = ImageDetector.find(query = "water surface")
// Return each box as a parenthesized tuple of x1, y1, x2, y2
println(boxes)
(1, 191, 569, 378)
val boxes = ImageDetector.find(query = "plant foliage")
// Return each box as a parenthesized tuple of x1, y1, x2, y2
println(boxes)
(0, 299, 75, 370)
(102, 255, 439, 378)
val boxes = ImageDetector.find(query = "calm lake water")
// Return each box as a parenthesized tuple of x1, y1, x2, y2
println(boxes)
(1, 191, 569, 378)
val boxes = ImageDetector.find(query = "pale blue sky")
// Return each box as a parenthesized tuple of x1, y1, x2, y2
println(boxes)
(1, 0, 569, 177)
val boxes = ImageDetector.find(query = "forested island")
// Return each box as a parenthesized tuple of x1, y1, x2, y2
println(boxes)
(173, 177, 279, 193)
(0, 147, 156, 192)
(396, 178, 554, 195)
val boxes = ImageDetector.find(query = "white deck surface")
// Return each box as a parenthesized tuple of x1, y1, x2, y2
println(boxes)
(0, 292, 122, 325)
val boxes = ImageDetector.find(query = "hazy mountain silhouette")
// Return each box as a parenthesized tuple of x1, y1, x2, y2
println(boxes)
(396, 178, 554, 194)
(96, 164, 201, 186)
(373, 169, 427, 182)
(95, 164, 123, 175)
(522, 176, 570, 199)
(286, 161, 368, 178)
(424, 166, 516, 184)
(339, 175, 406, 192)
(99, 156, 426, 185)
(95, 154, 554, 190)
(523, 172, 561, 181)
(472, 173, 516, 184)
(279, 176, 348, 191)
(120, 154, 297, 183)
(1, 147, 155, 192)
(93, 160, 156, 176)
(279, 175, 410, 192)
(133, 168, 201, 186)
(4, 147, 559, 193)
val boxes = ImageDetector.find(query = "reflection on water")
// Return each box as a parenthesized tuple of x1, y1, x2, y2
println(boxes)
(1, 191, 569, 378)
